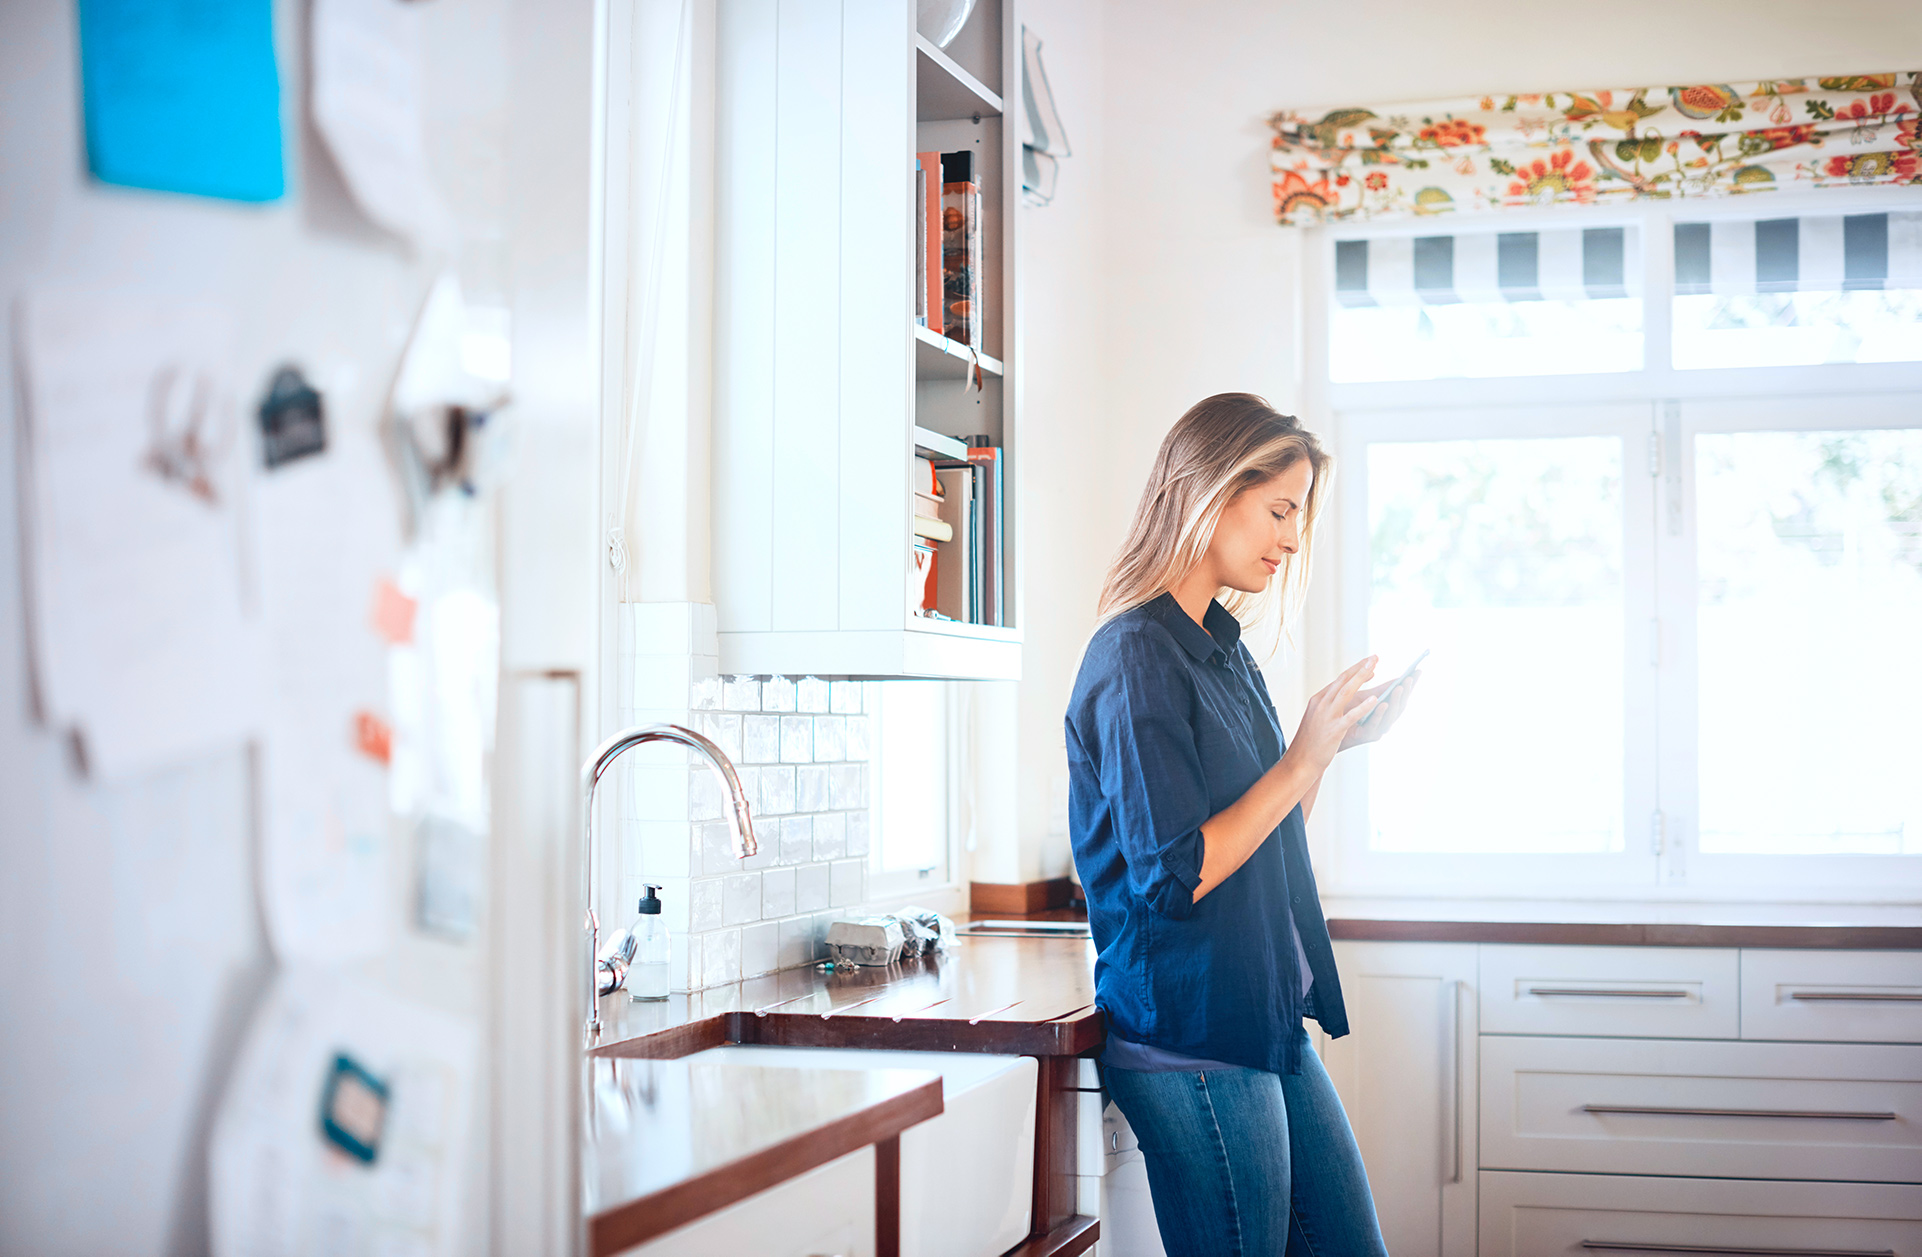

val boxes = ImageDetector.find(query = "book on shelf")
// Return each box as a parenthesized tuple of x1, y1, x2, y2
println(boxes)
(962, 437, 1003, 627)
(916, 150, 942, 337)
(932, 464, 975, 623)
(940, 150, 982, 349)
(916, 436, 1003, 628)
(911, 541, 937, 614)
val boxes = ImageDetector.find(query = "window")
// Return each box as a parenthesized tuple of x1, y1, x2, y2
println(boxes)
(867, 681, 954, 897)
(1671, 212, 1922, 369)
(1329, 225, 1643, 382)
(1365, 434, 1627, 854)
(1694, 426, 1922, 856)
(1318, 195, 1922, 900)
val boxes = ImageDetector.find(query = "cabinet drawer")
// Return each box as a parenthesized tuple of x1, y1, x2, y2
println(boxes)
(1744, 950, 1922, 1044)
(1481, 1036, 1922, 1182)
(1480, 1170, 1922, 1257)
(1480, 945, 1739, 1038)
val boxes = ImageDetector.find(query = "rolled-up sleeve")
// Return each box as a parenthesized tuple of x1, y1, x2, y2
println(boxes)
(1081, 635, 1210, 919)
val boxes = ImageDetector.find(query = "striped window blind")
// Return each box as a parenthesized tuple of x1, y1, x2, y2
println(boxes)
(1334, 227, 1641, 307)
(1673, 212, 1922, 296)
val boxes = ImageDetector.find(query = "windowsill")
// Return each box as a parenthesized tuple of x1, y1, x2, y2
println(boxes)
(1320, 890, 1922, 929)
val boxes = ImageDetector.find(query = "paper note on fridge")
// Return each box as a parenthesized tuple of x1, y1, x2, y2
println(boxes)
(18, 288, 267, 780)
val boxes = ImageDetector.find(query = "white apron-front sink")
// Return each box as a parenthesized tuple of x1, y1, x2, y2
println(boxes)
(684, 1046, 1038, 1257)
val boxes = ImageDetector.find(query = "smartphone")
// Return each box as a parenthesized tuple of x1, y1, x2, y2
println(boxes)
(1364, 649, 1428, 722)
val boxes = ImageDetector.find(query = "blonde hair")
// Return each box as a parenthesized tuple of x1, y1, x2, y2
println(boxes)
(1097, 393, 1330, 641)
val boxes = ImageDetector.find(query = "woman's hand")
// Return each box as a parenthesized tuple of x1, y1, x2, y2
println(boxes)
(1285, 656, 1381, 776)
(1340, 671, 1420, 751)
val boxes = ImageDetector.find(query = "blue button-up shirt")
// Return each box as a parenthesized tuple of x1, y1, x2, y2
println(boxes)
(1065, 593, 1348, 1076)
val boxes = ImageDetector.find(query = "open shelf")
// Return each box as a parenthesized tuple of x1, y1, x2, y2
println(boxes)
(914, 324, 1005, 380)
(915, 35, 1003, 120)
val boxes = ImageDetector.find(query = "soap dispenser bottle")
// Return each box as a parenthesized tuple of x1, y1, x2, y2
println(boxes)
(630, 884, 670, 1001)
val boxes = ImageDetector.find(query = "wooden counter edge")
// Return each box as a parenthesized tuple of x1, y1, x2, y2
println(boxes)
(1002, 1215, 1099, 1257)
(593, 1005, 1105, 1061)
(586, 1074, 944, 1256)
(1328, 918, 1922, 950)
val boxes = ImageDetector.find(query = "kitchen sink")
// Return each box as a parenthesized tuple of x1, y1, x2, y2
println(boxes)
(684, 1046, 1038, 1257)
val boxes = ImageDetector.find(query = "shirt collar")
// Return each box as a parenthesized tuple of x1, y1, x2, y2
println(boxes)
(1146, 591, 1242, 662)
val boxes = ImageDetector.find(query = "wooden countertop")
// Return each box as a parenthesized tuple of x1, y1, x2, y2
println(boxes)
(592, 935, 1103, 1061)
(584, 1055, 943, 1254)
(1327, 918, 1922, 949)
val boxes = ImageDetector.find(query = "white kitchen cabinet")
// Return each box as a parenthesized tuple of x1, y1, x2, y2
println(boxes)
(1322, 941, 1478, 1257)
(1478, 944, 1740, 1039)
(712, 0, 1023, 680)
(1480, 1035, 1922, 1182)
(1742, 949, 1922, 1044)
(1479, 1170, 1922, 1257)
(624, 1144, 877, 1257)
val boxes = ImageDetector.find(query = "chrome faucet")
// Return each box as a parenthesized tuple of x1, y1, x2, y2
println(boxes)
(580, 723, 756, 1044)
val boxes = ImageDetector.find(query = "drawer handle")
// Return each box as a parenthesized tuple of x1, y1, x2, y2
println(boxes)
(1527, 987, 1690, 999)
(1581, 1242, 1895, 1256)
(1787, 990, 1922, 1003)
(1582, 1104, 1898, 1121)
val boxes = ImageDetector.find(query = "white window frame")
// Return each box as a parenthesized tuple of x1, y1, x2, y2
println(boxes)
(1306, 187, 1922, 905)
(866, 681, 965, 905)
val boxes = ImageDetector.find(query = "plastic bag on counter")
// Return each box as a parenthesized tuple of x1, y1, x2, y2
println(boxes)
(894, 905, 957, 956)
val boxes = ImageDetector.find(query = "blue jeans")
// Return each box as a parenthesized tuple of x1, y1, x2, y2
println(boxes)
(1102, 1028, 1389, 1257)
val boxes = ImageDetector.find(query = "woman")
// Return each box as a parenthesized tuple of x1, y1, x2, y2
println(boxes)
(1066, 393, 1416, 1256)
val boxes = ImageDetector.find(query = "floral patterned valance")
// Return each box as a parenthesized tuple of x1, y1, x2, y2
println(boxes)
(1268, 73, 1920, 225)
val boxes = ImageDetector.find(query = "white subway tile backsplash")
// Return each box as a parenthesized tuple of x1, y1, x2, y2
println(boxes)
(830, 859, 864, 908)
(759, 766, 795, 815)
(779, 816, 814, 865)
(742, 714, 780, 763)
(699, 822, 738, 875)
(760, 866, 797, 918)
(796, 862, 831, 913)
(701, 929, 741, 987)
(722, 675, 761, 711)
(722, 872, 761, 925)
(812, 716, 845, 762)
(779, 714, 813, 763)
(812, 811, 847, 861)
(778, 916, 817, 969)
(741, 921, 779, 978)
(829, 764, 865, 810)
(704, 713, 743, 760)
(638, 660, 884, 990)
(671, 932, 693, 991)
(689, 877, 724, 933)
(796, 765, 831, 813)
(688, 767, 724, 821)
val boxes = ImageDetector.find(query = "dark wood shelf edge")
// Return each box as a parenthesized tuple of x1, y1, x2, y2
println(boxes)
(587, 1076, 944, 1256)
(1003, 1216, 1099, 1257)
(1328, 918, 1922, 950)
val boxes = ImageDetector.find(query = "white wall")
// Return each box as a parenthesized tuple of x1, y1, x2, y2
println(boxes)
(989, 0, 1117, 884)
(1003, 0, 1922, 882)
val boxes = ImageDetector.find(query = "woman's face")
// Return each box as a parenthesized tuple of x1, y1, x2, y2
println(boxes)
(1206, 461, 1313, 595)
